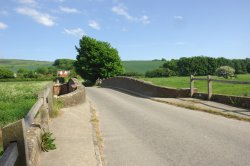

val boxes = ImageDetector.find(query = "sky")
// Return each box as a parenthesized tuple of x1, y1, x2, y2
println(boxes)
(0, 0, 250, 61)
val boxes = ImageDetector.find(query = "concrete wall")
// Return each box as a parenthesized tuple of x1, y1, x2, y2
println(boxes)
(101, 76, 191, 98)
(193, 92, 250, 109)
(56, 78, 86, 107)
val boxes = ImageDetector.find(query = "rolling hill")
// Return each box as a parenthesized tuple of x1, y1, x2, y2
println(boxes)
(0, 59, 165, 74)
(0, 59, 53, 72)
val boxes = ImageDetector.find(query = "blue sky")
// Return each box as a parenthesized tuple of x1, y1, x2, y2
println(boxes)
(0, 0, 250, 61)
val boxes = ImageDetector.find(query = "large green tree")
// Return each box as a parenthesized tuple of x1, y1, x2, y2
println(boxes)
(53, 59, 75, 70)
(74, 36, 124, 82)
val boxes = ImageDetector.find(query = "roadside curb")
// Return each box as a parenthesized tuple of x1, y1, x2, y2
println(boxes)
(88, 98, 104, 166)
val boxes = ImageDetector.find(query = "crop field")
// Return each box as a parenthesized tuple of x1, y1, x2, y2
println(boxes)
(0, 81, 50, 127)
(141, 74, 250, 97)
(122, 61, 165, 74)
(0, 59, 53, 72)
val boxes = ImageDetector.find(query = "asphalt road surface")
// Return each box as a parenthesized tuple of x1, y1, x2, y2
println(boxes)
(86, 87, 250, 166)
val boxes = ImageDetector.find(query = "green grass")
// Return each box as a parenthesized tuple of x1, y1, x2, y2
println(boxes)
(0, 59, 53, 72)
(122, 60, 165, 74)
(141, 74, 250, 97)
(0, 59, 164, 74)
(0, 81, 50, 127)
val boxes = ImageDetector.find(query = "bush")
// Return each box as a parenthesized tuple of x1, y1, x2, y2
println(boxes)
(215, 66, 235, 79)
(145, 68, 176, 78)
(0, 68, 14, 79)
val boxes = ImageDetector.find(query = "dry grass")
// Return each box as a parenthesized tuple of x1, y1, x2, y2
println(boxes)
(90, 104, 105, 166)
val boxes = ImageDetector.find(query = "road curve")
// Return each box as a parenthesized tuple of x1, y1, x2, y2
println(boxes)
(86, 87, 250, 166)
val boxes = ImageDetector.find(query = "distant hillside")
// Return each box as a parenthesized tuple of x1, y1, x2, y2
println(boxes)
(0, 59, 53, 72)
(0, 59, 165, 74)
(122, 61, 165, 74)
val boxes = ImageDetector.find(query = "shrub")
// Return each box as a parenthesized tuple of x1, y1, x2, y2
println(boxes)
(145, 68, 176, 78)
(215, 66, 235, 79)
(0, 68, 14, 79)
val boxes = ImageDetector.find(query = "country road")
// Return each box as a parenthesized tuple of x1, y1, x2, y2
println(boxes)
(86, 87, 250, 166)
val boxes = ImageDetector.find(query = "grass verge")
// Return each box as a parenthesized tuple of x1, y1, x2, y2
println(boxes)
(0, 146, 3, 156)
(90, 103, 105, 166)
(152, 98, 250, 122)
(50, 99, 64, 118)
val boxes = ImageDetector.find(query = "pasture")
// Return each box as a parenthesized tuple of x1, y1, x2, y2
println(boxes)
(142, 74, 250, 97)
(0, 59, 53, 72)
(0, 81, 50, 127)
(122, 60, 165, 74)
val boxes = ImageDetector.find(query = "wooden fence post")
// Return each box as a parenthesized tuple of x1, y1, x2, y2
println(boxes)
(207, 75, 212, 100)
(190, 75, 194, 97)
(2, 119, 29, 166)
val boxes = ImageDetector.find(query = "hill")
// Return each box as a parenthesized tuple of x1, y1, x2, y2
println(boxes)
(122, 61, 165, 74)
(0, 59, 165, 74)
(0, 59, 53, 72)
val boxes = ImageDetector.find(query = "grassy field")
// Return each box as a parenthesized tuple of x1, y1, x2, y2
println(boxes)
(0, 81, 50, 155)
(0, 81, 50, 127)
(0, 59, 53, 72)
(142, 74, 250, 97)
(122, 60, 165, 74)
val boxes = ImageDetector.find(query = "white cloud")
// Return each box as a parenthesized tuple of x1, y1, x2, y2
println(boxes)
(174, 16, 184, 20)
(140, 15, 150, 24)
(112, 4, 133, 20)
(18, 0, 37, 6)
(59, 6, 80, 13)
(112, 4, 150, 24)
(88, 20, 101, 30)
(0, 22, 8, 29)
(16, 7, 56, 26)
(64, 28, 84, 37)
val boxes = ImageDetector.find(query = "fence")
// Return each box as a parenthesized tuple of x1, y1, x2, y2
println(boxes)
(190, 75, 250, 100)
(0, 82, 54, 166)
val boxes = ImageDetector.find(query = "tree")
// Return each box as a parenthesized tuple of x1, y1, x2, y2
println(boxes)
(74, 36, 124, 82)
(0, 68, 14, 79)
(215, 66, 235, 79)
(36, 67, 48, 75)
(53, 59, 75, 70)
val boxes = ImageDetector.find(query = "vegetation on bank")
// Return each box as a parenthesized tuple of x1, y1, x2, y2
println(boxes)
(141, 74, 250, 97)
(0, 81, 50, 127)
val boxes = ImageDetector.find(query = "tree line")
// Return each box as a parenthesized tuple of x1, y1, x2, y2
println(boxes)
(0, 59, 77, 81)
(145, 56, 250, 77)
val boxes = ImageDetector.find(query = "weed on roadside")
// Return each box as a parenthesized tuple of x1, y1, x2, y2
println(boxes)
(41, 131, 56, 152)
(50, 99, 64, 118)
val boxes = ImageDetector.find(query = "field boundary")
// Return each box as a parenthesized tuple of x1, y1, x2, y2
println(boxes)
(0, 82, 54, 166)
(190, 75, 250, 109)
